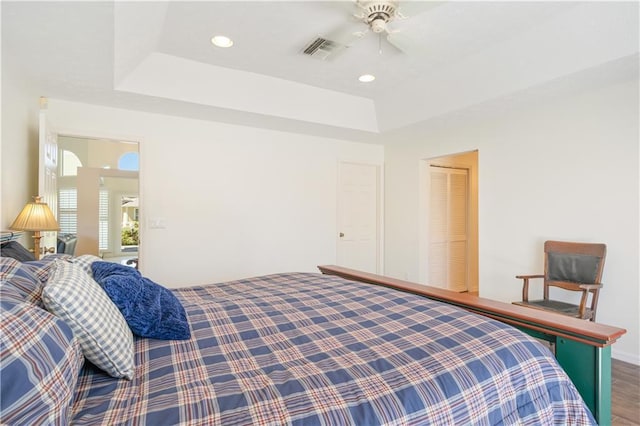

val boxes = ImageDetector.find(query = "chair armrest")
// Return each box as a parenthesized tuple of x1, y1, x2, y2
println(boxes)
(516, 274, 544, 302)
(578, 283, 603, 290)
(571, 283, 603, 319)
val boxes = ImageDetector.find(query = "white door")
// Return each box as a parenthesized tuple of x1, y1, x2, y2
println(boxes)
(428, 166, 468, 292)
(38, 98, 58, 252)
(337, 162, 380, 273)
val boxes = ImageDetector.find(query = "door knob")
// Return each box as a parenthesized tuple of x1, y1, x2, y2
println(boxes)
(339, 232, 344, 238)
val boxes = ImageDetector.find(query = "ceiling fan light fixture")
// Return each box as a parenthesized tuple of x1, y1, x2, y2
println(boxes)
(211, 35, 234, 48)
(370, 18, 387, 33)
(358, 74, 376, 83)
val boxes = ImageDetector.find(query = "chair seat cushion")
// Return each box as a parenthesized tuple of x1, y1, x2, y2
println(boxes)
(514, 299, 593, 319)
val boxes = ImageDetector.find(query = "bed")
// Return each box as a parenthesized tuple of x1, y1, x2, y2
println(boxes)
(1, 255, 604, 425)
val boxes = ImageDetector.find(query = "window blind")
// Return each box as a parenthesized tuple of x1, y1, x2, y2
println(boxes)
(99, 190, 109, 251)
(58, 188, 77, 235)
(59, 189, 110, 251)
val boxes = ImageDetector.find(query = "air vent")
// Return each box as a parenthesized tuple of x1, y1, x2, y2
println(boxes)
(302, 37, 346, 60)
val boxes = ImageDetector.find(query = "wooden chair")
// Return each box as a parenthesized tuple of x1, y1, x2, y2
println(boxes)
(514, 241, 606, 321)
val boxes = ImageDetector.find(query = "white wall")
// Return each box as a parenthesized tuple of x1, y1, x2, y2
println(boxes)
(46, 99, 383, 287)
(383, 78, 639, 364)
(0, 59, 40, 243)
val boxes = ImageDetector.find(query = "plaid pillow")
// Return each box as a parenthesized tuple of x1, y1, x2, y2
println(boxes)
(0, 256, 21, 278)
(0, 299, 84, 425)
(42, 260, 135, 379)
(0, 256, 72, 307)
(25, 255, 74, 282)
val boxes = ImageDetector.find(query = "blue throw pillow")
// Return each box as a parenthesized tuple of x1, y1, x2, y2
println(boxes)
(91, 262, 190, 340)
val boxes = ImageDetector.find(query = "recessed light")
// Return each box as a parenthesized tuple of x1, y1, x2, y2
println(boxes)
(211, 35, 233, 48)
(358, 74, 376, 83)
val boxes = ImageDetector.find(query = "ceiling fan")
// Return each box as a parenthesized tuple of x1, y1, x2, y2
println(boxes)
(303, 0, 435, 60)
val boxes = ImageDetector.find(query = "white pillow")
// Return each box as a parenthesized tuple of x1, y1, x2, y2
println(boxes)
(42, 259, 135, 379)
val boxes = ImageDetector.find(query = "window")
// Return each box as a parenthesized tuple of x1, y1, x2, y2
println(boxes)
(60, 150, 82, 176)
(118, 152, 139, 171)
(99, 190, 109, 251)
(58, 189, 77, 234)
(59, 189, 109, 251)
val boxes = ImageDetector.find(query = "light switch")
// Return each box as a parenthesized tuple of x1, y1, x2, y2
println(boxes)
(149, 218, 167, 229)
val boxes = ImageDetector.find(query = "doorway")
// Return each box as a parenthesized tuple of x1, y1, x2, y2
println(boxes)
(420, 151, 478, 293)
(38, 102, 141, 264)
(52, 135, 139, 260)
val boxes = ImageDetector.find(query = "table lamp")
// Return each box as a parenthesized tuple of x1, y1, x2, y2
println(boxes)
(10, 196, 60, 260)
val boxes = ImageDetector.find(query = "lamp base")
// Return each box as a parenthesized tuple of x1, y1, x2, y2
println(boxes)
(32, 232, 42, 261)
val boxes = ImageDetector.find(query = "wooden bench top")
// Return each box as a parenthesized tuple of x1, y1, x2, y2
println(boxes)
(318, 265, 626, 348)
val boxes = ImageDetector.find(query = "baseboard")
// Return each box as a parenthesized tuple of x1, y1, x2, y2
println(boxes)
(612, 348, 640, 365)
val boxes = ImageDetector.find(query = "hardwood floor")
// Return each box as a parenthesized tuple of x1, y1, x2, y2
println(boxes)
(613, 359, 640, 425)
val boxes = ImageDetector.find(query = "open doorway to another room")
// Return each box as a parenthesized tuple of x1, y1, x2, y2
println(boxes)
(56, 136, 139, 266)
(420, 150, 478, 294)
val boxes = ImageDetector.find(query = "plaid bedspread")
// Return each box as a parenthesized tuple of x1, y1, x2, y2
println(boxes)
(71, 273, 595, 425)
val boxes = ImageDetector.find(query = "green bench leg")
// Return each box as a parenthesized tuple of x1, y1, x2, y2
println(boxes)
(515, 328, 611, 424)
(555, 338, 611, 425)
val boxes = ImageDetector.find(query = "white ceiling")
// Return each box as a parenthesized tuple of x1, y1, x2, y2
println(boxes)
(2, 1, 638, 142)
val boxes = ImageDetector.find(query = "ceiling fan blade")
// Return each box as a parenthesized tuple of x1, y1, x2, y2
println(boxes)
(323, 21, 366, 46)
(335, 0, 361, 14)
(397, 1, 445, 19)
(386, 31, 423, 55)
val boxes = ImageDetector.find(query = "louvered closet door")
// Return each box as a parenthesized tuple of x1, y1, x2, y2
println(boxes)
(428, 166, 468, 292)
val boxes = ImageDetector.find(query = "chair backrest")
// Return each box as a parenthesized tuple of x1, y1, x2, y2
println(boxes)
(57, 234, 77, 255)
(544, 241, 606, 286)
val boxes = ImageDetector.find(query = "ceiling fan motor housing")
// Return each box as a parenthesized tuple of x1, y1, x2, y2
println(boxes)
(361, 0, 399, 32)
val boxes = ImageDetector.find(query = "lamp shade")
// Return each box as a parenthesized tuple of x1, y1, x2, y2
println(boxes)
(10, 196, 59, 232)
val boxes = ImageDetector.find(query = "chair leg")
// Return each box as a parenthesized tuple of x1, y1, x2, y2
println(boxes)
(578, 290, 590, 319)
(522, 278, 530, 302)
(590, 291, 599, 322)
